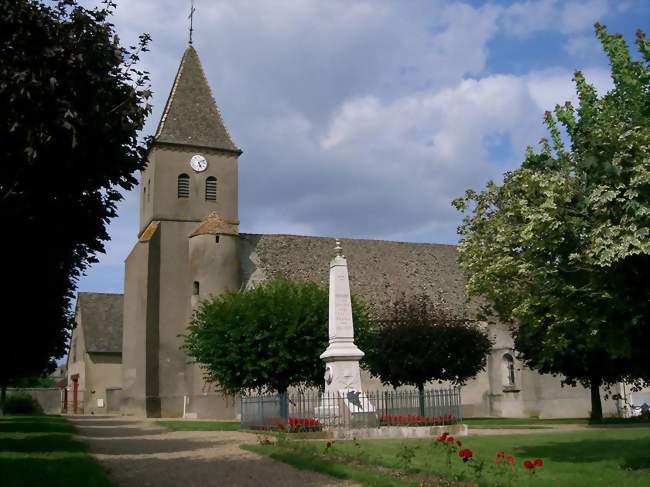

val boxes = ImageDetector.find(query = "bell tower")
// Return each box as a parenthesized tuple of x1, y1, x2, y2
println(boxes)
(122, 44, 242, 418)
(139, 45, 241, 234)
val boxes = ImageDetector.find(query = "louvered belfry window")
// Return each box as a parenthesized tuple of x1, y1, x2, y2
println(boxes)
(178, 173, 190, 198)
(205, 176, 217, 201)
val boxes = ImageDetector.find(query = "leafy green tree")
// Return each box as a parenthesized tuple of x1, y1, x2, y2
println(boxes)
(361, 294, 491, 415)
(14, 375, 56, 388)
(453, 24, 650, 419)
(183, 276, 370, 397)
(0, 0, 151, 410)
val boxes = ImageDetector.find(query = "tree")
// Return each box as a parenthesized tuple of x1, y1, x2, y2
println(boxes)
(0, 0, 151, 410)
(183, 276, 370, 397)
(360, 294, 492, 415)
(453, 24, 650, 419)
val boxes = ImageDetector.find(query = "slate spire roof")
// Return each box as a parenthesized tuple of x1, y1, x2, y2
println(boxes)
(154, 46, 241, 153)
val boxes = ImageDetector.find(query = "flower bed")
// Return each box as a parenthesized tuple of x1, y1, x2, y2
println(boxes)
(379, 414, 456, 426)
(276, 417, 323, 432)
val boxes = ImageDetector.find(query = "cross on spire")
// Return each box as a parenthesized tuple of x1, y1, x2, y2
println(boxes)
(188, 0, 196, 45)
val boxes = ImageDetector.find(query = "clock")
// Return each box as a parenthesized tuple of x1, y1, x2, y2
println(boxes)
(190, 154, 208, 172)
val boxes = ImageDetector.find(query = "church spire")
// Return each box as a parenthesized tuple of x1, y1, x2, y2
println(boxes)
(154, 46, 241, 154)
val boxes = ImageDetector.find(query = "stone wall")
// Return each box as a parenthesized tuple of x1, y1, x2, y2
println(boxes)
(7, 388, 62, 415)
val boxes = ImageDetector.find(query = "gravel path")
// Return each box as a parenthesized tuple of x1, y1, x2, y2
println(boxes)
(71, 416, 356, 487)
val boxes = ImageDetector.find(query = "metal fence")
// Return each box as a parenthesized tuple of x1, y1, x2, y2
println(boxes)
(241, 387, 462, 432)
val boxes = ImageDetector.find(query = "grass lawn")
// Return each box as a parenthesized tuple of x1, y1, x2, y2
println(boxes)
(248, 427, 650, 487)
(464, 417, 650, 427)
(464, 417, 589, 427)
(0, 415, 111, 487)
(243, 443, 412, 487)
(156, 420, 241, 431)
(468, 425, 550, 430)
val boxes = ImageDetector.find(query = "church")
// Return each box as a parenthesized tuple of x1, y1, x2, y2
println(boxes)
(69, 44, 620, 420)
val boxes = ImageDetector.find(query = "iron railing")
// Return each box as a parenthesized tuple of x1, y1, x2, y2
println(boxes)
(241, 387, 462, 431)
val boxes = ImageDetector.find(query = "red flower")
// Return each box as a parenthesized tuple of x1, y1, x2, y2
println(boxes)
(534, 458, 544, 467)
(458, 448, 473, 460)
(496, 451, 506, 458)
(437, 432, 450, 443)
(524, 460, 535, 470)
(507, 456, 514, 465)
(495, 458, 502, 464)
(446, 436, 454, 443)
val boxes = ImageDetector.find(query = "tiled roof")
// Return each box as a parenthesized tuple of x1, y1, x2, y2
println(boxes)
(154, 46, 240, 153)
(139, 221, 159, 242)
(76, 293, 123, 354)
(239, 234, 476, 316)
(190, 212, 239, 237)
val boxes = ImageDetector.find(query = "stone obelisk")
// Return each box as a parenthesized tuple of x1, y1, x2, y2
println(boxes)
(320, 240, 368, 407)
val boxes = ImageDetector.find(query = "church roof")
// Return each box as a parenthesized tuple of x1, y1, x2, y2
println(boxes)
(190, 212, 239, 237)
(239, 234, 476, 316)
(76, 292, 123, 354)
(154, 46, 241, 154)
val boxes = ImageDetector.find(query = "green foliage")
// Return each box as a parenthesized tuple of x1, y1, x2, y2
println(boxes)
(2, 392, 41, 415)
(14, 376, 56, 388)
(453, 24, 650, 417)
(183, 276, 370, 394)
(0, 1, 151, 389)
(395, 443, 417, 469)
(361, 294, 492, 390)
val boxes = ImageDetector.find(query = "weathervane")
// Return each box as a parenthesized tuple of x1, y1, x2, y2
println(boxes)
(188, 0, 196, 45)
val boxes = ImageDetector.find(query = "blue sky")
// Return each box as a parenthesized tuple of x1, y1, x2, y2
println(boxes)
(77, 0, 648, 294)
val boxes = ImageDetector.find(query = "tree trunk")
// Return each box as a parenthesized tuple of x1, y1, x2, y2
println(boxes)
(590, 376, 603, 421)
(1, 385, 6, 416)
(278, 389, 289, 421)
(418, 384, 425, 417)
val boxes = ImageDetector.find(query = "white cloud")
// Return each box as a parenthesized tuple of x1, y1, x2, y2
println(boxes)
(525, 67, 612, 111)
(75, 0, 622, 292)
(312, 74, 544, 236)
(501, 0, 610, 37)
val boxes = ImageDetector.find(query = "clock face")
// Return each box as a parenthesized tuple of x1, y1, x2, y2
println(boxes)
(190, 154, 208, 172)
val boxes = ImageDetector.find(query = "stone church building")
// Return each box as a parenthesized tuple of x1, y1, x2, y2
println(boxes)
(72, 45, 620, 419)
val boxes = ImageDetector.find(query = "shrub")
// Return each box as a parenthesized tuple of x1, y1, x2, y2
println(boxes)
(3, 392, 41, 414)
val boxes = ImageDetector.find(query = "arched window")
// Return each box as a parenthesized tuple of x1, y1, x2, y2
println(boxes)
(502, 353, 516, 387)
(205, 176, 217, 201)
(178, 173, 190, 198)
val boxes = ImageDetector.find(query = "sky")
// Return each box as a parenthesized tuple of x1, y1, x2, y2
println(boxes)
(77, 0, 649, 294)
